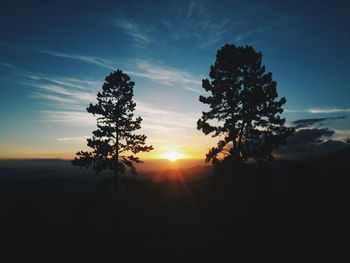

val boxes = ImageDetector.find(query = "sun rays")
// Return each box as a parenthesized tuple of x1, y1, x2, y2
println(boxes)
(160, 151, 185, 162)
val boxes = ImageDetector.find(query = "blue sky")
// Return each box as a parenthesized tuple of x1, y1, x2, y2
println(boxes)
(0, 0, 350, 159)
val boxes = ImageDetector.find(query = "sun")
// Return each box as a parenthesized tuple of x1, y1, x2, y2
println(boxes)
(160, 151, 185, 162)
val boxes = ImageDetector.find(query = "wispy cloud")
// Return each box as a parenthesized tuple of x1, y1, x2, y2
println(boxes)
(32, 48, 115, 70)
(35, 84, 95, 102)
(135, 100, 173, 115)
(286, 108, 350, 114)
(1, 60, 101, 92)
(308, 108, 350, 114)
(134, 100, 198, 134)
(2, 60, 201, 133)
(128, 60, 202, 87)
(110, 17, 153, 47)
(57, 136, 90, 142)
(1, 42, 117, 70)
(29, 75, 100, 90)
(38, 110, 95, 125)
(194, 17, 236, 48)
(167, 0, 248, 48)
(183, 86, 202, 93)
(0, 61, 18, 69)
(108, 2, 244, 49)
(31, 93, 77, 104)
(166, 0, 286, 48)
(284, 109, 303, 113)
(3, 44, 202, 93)
(186, 0, 196, 20)
(22, 71, 99, 108)
(333, 129, 350, 140)
(1, 62, 102, 108)
(37, 100, 198, 136)
(292, 116, 346, 128)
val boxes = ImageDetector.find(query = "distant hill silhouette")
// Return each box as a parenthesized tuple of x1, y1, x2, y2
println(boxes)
(308, 144, 350, 164)
(141, 165, 212, 182)
(1, 147, 349, 262)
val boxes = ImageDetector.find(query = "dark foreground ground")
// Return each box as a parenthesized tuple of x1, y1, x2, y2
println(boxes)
(1, 148, 350, 262)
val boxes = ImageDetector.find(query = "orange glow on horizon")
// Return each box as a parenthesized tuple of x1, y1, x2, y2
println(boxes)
(160, 151, 185, 162)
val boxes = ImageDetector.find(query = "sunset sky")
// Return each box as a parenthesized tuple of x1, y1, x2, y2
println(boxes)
(1, 0, 350, 160)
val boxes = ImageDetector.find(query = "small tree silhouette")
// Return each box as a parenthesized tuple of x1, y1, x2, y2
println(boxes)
(72, 69, 153, 178)
(197, 44, 294, 164)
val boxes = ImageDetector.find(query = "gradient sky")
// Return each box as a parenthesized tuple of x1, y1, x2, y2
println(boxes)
(0, 0, 350, 159)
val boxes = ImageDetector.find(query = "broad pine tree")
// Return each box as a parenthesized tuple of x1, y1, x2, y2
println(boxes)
(197, 44, 294, 164)
(72, 69, 153, 177)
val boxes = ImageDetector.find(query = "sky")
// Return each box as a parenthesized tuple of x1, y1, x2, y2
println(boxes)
(0, 0, 350, 160)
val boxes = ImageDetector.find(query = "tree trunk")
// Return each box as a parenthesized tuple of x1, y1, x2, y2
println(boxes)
(237, 120, 245, 157)
(114, 126, 119, 193)
(115, 130, 119, 177)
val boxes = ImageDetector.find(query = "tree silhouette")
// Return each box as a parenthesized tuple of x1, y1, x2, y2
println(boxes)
(72, 69, 153, 177)
(197, 44, 294, 164)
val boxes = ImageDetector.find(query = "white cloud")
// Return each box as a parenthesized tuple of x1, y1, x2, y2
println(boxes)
(23, 72, 100, 110)
(111, 17, 153, 47)
(133, 100, 198, 134)
(57, 136, 90, 142)
(36, 99, 198, 137)
(30, 75, 101, 90)
(308, 108, 350, 114)
(166, 1, 249, 48)
(183, 86, 202, 93)
(285, 108, 350, 114)
(284, 109, 302, 113)
(166, 1, 283, 48)
(14, 61, 199, 132)
(187, 0, 196, 20)
(3, 47, 202, 94)
(0, 61, 18, 69)
(127, 60, 202, 87)
(332, 129, 350, 140)
(33, 49, 115, 70)
(38, 110, 95, 125)
(35, 84, 96, 103)
(31, 93, 77, 104)
(135, 100, 173, 115)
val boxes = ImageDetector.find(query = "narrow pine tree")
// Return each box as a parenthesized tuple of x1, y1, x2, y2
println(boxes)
(72, 69, 153, 178)
(197, 44, 294, 164)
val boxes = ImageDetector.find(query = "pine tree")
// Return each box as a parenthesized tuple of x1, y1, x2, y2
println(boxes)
(197, 44, 294, 164)
(72, 69, 153, 177)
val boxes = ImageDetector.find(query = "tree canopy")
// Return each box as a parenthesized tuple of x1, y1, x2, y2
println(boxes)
(197, 44, 294, 164)
(72, 69, 153, 176)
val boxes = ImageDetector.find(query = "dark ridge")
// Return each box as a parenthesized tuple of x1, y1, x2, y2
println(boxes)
(1, 148, 349, 262)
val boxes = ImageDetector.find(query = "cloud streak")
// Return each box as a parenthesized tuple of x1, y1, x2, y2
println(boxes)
(308, 108, 350, 114)
(57, 136, 90, 142)
(38, 110, 95, 125)
(292, 116, 346, 128)
(286, 108, 350, 114)
(29, 75, 100, 90)
(134, 100, 198, 134)
(0, 62, 18, 69)
(127, 60, 202, 87)
(167, 0, 276, 48)
(31, 48, 116, 70)
(21, 71, 100, 109)
(168, 0, 240, 48)
(2, 60, 201, 135)
(111, 17, 153, 47)
(35, 84, 95, 103)
(31, 93, 77, 104)
(3, 44, 203, 94)
(183, 86, 203, 93)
